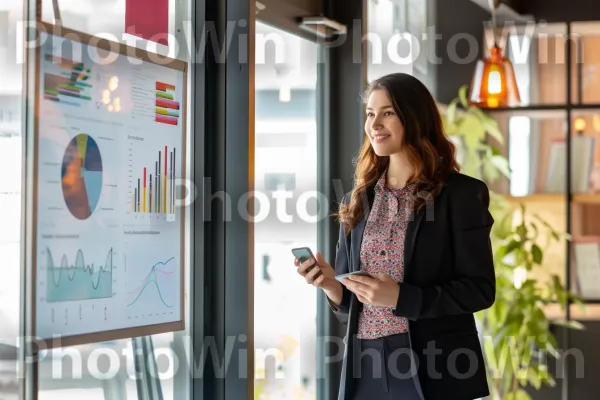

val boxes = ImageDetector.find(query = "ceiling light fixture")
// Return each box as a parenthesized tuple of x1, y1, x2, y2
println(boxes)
(299, 16, 347, 40)
(468, 0, 521, 108)
(298, 0, 346, 41)
(278, 85, 291, 102)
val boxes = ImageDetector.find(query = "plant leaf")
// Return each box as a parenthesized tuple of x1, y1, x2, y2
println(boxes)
(533, 212, 558, 234)
(533, 307, 549, 332)
(482, 159, 501, 183)
(483, 117, 505, 144)
(444, 117, 458, 135)
(543, 334, 561, 359)
(531, 244, 543, 264)
(527, 367, 543, 390)
(494, 297, 509, 322)
(516, 224, 527, 240)
(552, 319, 586, 330)
(505, 389, 532, 400)
(460, 117, 486, 150)
(490, 154, 512, 178)
(493, 213, 514, 240)
(458, 84, 469, 107)
(505, 306, 525, 332)
(532, 364, 555, 387)
(504, 239, 521, 255)
(447, 98, 459, 124)
(530, 222, 539, 242)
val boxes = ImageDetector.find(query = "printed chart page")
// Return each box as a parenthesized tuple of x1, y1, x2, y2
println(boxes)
(35, 32, 185, 342)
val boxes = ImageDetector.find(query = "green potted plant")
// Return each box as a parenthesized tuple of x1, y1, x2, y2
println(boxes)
(439, 85, 586, 400)
(439, 85, 510, 216)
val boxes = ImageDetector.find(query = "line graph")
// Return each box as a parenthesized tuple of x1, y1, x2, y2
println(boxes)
(127, 257, 175, 308)
(45, 247, 114, 302)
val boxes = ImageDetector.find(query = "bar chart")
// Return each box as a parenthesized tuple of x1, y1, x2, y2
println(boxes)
(155, 81, 180, 126)
(131, 146, 177, 216)
(43, 54, 93, 107)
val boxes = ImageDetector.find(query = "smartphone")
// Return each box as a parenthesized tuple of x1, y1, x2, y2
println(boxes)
(291, 247, 317, 273)
(335, 271, 372, 282)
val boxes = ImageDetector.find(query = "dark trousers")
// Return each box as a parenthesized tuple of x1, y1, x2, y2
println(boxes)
(352, 333, 422, 400)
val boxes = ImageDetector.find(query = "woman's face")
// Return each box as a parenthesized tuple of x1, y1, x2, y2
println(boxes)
(364, 89, 404, 156)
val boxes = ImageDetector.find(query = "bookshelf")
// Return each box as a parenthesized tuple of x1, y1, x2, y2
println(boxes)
(543, 303, 600, 320)
(483, 21, 600, 320)
(502, 193, 600, 204)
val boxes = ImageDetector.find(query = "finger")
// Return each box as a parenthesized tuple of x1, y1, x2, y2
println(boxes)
(315, 251, 327, 265)
(296, 262, 311, 277)
(347, 274, 377, 286)
(298, 258, 317, 274)
(356, 294, 369, 304)
(347, 275, 378, 289)
(313, 273, 326, 287)
(305, 265, 322, 284)
(302, 258, 317, 269)
(343, 280, 369, 298)
(294, 258, 300, 266)
(342, 278, 359, 291)
(315, 252, 334, 270)
(374, 273, 392, 281)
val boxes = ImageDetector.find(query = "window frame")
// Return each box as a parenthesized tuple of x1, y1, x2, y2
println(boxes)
(18, 0, 201, 399)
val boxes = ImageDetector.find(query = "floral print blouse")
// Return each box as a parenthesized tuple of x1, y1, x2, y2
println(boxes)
(356, 171, 415, 339)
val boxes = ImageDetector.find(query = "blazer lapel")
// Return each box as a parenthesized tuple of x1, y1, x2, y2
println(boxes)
(350, 187, 375, 272)
(351, 218, 366, 272)
(404, 200, 429, 272)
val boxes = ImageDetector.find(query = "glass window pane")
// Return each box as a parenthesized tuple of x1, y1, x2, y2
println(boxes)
(366, 0, 426, 83)
(570, 109, 600, 317)
(498, 23, 568, 106)
(571, 23, 600, 105)
(0, 0, 25, 398)
(254, 21, 318, 399)
(487, 110, 568, 299)
(23, 1, 195, 399)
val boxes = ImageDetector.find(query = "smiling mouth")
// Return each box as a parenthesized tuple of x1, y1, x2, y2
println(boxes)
(372, 135, 390, 143)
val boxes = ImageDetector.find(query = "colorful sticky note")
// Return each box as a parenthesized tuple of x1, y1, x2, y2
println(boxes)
(125, 0, 169, 46)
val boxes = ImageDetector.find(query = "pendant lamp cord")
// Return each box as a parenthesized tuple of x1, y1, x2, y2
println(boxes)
(488, 0, 498, 46)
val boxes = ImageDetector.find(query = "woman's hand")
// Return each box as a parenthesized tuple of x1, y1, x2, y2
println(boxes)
(342, 273, 400, 308)
(294, 252, 343, 305)
(294, 252, 339, 291)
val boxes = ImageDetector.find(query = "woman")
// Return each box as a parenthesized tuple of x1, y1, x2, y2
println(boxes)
(294, 73, 495, 400)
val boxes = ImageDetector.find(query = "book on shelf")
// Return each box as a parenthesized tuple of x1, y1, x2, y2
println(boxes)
(572, 236, 600, 299)
(544, 135, 595, 193)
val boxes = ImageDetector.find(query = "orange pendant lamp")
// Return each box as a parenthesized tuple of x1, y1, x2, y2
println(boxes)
(468, 0, 520, 108)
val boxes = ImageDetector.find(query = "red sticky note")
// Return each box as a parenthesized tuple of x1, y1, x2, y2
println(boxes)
(125, 0, 169, 46)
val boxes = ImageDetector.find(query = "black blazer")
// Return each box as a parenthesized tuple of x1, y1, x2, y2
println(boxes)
(330, 172, 495, 400)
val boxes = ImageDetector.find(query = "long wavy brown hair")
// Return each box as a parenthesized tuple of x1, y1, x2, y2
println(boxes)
(336, 73, 460, 234)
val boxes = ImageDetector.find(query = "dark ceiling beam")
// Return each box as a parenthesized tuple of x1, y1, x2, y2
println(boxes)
(255, 0, 325, 41)
(519, 0, 600, 22)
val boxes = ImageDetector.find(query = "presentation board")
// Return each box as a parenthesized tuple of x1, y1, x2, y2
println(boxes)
(30, 22, 187, 347)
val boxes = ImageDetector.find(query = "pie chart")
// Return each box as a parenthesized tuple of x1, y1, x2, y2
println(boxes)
(61, 134, 103, 220)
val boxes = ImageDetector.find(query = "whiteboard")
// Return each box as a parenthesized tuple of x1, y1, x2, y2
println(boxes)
(30, 22, 187, 348)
